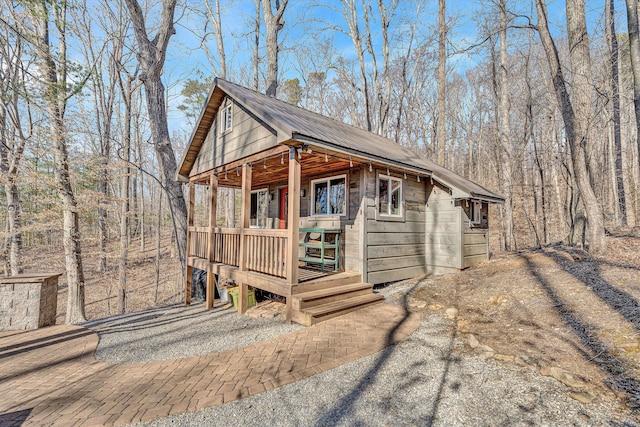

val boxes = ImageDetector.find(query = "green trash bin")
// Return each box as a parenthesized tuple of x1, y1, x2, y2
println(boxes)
(227, 287, 256, 310)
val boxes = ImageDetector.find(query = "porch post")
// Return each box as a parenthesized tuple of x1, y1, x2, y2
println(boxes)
(286, 147, 301, 322)
(238, 163, 252, 314)
(185, 181, 195, 306)
(206, 173, 218, 310)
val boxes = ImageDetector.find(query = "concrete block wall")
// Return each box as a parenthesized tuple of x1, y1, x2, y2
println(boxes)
(0, 274, 61, 330)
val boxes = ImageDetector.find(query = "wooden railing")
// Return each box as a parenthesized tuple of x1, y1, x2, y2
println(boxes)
(189, 227, 209, 259)
(244, 229, 288, 278)
(187, 227, 286, 277)
(210, 227, 241, 266)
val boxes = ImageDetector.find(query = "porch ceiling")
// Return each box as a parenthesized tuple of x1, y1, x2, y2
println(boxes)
(191, 151, 357, 188)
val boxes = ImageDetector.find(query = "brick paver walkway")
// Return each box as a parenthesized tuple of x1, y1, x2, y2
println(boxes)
(0, 303, 419, 426)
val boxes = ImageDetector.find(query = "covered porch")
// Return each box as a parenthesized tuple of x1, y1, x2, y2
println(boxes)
(184, 144, 377, 324)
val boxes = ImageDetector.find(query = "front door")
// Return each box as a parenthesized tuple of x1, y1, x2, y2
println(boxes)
(279, 187, 288, 229)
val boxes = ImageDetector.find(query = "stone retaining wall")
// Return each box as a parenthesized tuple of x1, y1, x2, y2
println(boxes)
(0, 273, 61, 330)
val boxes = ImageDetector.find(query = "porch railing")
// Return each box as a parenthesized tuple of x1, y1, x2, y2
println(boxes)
(187, 226, 287, 278)
(244, 229, 288, 278)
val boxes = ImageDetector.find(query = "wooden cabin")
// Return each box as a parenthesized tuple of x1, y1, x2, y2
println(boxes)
(177, 78, 503, 326)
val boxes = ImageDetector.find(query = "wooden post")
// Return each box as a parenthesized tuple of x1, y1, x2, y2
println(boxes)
(238, 163, 252, 314)
(185, 181, 195, 306)
(285, 147, 301, 322)
(206, 173, 218, 310)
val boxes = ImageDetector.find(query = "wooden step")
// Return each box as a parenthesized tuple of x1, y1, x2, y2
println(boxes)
(303, 293, 384, 326)
(292, 282, 373, 311)
(293, 271, 362, 294)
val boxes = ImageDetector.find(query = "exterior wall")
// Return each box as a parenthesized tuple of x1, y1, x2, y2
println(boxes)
(424, 181, 462, 274)
(365, 168, 428, 284)
(460, 201, 490, 268)
(191, 97, 277, 177)
(0, 274, 59, 331)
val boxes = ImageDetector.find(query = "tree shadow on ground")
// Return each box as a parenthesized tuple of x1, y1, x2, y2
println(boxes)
(521, 253, 640, 410)
(312, 283, 458, 427)
(545, 247, 640, 334)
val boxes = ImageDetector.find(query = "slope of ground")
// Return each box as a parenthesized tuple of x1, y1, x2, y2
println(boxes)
(400, 233, 640, 416)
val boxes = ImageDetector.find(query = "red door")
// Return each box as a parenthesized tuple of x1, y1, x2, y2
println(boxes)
(279, 188, 288, 229)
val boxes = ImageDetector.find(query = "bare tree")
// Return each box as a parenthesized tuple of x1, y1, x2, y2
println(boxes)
(437, 0, 446, 165)
(606, 0, 626, 225)
(27, 0, 87, 322)
(262, 0, 288, 97)
(497, 0, 514, 250)
(124, 0, 189, 272)
(626, 0, 640, 171)
(535, 0, 607, 253)
(0, 13, 31, 275)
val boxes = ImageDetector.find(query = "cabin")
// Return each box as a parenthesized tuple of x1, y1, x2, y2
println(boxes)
(177, 78, 503, 326)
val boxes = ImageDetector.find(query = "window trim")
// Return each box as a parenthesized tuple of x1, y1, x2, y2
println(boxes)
(220, 103, 233, 134)
(250, 187, 269, 228)
(310, 174, 348, 217)
(376, 172, 404, 220)
(471, 200, 482, 225)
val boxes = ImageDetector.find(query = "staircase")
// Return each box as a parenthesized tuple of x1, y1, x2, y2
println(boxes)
(290, 272, 384, 326)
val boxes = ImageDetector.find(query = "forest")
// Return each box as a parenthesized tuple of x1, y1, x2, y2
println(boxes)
(1, 0, 639, 323)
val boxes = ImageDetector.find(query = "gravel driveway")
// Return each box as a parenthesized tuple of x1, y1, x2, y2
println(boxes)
(85, 281, 633, 426)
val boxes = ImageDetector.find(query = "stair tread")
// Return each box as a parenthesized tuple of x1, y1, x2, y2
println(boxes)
(294, 282, 372, 301)
(304, 293, 384, 316)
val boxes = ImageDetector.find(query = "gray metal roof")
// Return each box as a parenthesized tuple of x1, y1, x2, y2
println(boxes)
(179, 78, 504, 203)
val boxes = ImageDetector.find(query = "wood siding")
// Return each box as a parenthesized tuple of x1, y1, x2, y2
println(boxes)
(460, 200, 489, 268)
(191, 97, 277, 177)
(424, 181, 462, 273)
(365, 169, 428, 284)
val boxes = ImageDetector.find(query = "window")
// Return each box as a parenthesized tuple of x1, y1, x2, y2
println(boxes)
(250, 189, 269, 228)
(471, 201, 482, 224)
(220, 104, 232, 133)
(378, 174, 402, 217)
(311, 175, 347, 216)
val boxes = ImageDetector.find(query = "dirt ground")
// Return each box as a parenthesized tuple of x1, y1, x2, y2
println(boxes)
(20, 230, 640, 419)
(405, 231, 640, 418)
(21, 231, 183, 322)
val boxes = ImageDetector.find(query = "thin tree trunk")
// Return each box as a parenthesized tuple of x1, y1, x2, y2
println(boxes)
(607, 0, 627, 225)
(118, 79, 132, 315)
(437, 0, 446, 165)
(155, 192, 162, 305)
(498, 0, 514, 251)
(625, 0, 640, 172)
(253, 0, 260, 91)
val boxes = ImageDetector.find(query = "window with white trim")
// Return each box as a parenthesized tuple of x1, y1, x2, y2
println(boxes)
(250, 188, 269, 228)
(378, 174, 402, 217)
(311, 175, 347, 216)
(471, 201, 482, 224)
(220, 104, 232, 133)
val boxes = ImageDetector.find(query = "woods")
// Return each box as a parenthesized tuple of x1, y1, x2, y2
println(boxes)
(1, 0, 639, 322)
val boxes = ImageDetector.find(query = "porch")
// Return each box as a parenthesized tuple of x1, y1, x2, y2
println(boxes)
(184, 145, 382, 325)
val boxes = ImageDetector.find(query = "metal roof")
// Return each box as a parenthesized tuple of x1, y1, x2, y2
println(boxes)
(178, 78, 504, 203)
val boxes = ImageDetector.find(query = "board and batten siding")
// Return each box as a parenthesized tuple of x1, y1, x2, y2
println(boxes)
(424, 181, 462, 273)
(190, 97, 277, 177)
(365, 169, 427, 284)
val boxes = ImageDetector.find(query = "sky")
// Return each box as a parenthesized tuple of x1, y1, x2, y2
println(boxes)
(160, 0, 630, 135)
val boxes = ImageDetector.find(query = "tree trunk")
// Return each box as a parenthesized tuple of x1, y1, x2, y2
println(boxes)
(124, 0, 188, 274)
(31, 0, 86, 323)
(535, 0, 607, 253)
(118, 79, 132, 315)
(625, 0, 640, 172)
(437, 0, 446, 165)
(262, 0, 288, 97)
(253, 0, 260, 91)
(5, 183, 22, 275)
(498, 0, 514, 251)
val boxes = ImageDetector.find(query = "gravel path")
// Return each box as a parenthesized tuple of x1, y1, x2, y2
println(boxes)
(85, 282, 634, 426)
